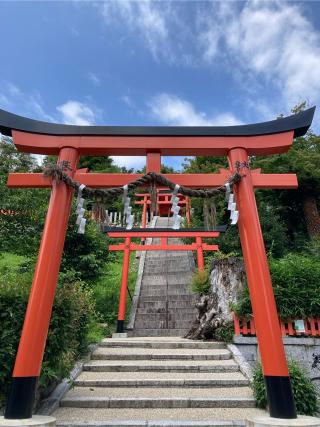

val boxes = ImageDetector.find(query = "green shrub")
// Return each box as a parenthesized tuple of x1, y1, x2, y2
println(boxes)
(215, 321, 234, 343)
(190, 269, 210, 294)
(234, 253, 320, 318)
(0, 254, 102, 408)
(93, 252, 138, 327)
(252, 361, 319, 415)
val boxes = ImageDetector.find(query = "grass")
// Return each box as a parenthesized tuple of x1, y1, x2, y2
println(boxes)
(92, 251, 138, 335)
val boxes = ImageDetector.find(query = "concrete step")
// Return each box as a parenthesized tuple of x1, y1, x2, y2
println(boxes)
(61, 397, 255, 409)
(74, 371, 249, 388)
(83, 359, 238, 373)
(140, 286, 191, 297)
(62, 386, 251, 400)
(91, 347, 231, 361)
(136, 307, 196, 315)
(130, 332, 188, 338)
(138, 295, 197, 302)
(143, 265, 192, 275)
(135, 311, 196, 320)
(54, 407, 267, 425)
(134, 320, 194, 330)
(100, 338, 225, 349)
(137, 300, 197, 310)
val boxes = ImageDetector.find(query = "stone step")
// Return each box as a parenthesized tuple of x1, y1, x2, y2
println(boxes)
(131, 329, 189, 337)
(100, 338, 225, 349)
(61, 397, 255, 409)
(138, 295, 197, 302)
(74, 371, 249, 388)
(139, 290, 181, 297)
(135, 311, 196, 320)
(140, 288, 194, 297)
(143, 265, 192, 275)
(83, 359, 238, 373)
(134, 320, 194, 330)
(91, 348, 231, 361)
(137, 300, 196, 310)
(54, 407, 268, 426)
(136, 307, 196, 315)
(63, 386, 251, 399)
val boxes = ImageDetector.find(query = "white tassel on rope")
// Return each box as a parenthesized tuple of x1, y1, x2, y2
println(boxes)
(227, 193, 239, 225)
(76, 184, 87, 233)
(171, 184, 181, 229)
(123, 185, 134, 230)
(225, 182, 231, 201)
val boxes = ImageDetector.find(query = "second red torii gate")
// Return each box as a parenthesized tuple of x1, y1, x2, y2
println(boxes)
(106, 228, 221, 333)
(0, 106, 315, 420)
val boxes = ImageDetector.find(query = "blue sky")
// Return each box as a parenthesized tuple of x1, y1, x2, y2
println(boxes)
(0, 0, 320, 170)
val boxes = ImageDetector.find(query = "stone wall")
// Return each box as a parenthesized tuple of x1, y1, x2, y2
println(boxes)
(234, 336, 320, 391)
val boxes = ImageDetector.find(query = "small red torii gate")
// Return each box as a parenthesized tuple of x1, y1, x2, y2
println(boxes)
(106, 228, 221, 333)
(0, 106, 315, 420)
(135, 192, 192, 225)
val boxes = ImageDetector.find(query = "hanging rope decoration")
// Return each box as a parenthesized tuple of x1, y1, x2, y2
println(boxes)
(122, 185, 134, 230)
(227, 192, 239, 225)
(43, 164, 242, 230)
(76, 184, 86, 234)
(171, 184, 182, 229)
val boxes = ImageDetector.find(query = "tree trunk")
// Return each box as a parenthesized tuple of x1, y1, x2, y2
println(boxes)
(185, 257, 245, 340)
(302, 195, 320, 239)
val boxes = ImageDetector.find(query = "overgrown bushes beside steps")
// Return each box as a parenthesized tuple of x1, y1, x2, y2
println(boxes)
(234, 253, 320, 318)
(253, 361, 319, 416)
(0, 254, 102, 410)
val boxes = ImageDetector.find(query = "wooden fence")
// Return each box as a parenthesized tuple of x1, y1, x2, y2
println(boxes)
(233, 313, 320, 337)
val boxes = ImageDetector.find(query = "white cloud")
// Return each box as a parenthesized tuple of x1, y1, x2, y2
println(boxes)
(0, 81, 54, 122)
(101, 0, 170, 61)
(56, 100, 96, 125)
(199, 1, 320, 108)
(121, 95, 134, 108)
(149, 93, 242, 126)
(88, 72, 100, 86)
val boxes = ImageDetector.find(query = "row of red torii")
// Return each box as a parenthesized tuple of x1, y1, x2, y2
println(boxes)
(0, 106, 315, 420)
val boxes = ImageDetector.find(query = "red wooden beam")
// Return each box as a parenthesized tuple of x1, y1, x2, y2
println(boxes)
(7, 172, 298, 189)
(12, 130, 294, 156)
(109, 243, 219, 251)
(107, 230, 220, 238)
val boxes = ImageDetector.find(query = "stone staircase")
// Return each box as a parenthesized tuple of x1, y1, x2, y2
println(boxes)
(53, 337, 266, 426)
(132, 216, 198, 337)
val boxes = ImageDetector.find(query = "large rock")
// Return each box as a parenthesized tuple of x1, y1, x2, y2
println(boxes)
(185, 257, 245, 340)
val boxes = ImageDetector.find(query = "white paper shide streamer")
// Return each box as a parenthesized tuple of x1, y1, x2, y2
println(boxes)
(227, 192, 239, 225)
(171, 184, 182, 229)
(76, 184, 87, 234)
(123, 185, 134, 230)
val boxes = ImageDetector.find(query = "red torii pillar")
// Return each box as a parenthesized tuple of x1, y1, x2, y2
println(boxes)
(1, 106, 315, 419)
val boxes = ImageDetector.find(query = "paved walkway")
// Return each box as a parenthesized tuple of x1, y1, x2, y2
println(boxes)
(53, 336, 267, 426)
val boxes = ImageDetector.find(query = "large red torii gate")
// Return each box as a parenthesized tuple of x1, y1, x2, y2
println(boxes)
(0, 106, 315, 420)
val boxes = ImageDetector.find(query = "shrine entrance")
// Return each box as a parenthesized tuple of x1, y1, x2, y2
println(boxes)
(0, 106, 315, 420)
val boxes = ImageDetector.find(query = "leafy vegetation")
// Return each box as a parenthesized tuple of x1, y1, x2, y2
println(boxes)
(253, 361, 319, 415)
(189, 269, 211, 294)
(214, 321, 234, 343)
(0, 253, 103, 407)
(93, 252, 138, 334)
(234, 252, 320, 318)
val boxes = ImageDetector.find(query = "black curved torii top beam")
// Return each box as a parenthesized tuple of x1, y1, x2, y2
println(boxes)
(0, 106, 316, 138)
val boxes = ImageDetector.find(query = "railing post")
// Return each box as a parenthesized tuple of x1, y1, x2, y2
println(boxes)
(228, 148, 296, 419)
(196, 237, 205, 271)
(5, 147, 79, 419)
(116, 237, 131, 333)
